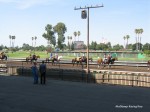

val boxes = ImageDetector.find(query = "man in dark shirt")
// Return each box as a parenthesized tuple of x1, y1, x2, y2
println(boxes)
(39, 61, 46, 84)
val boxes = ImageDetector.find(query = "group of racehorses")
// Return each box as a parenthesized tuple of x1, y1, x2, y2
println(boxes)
(72, 56, 93, 67)
(71, 56, 117, 68)
(45, 55, 63, 65)
(25, 54, 150, 70)
(0, 51, 149, 70)
(26, 54, 40, 63)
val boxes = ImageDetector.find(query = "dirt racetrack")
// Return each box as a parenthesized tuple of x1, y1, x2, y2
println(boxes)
(1, 60, 150, 73)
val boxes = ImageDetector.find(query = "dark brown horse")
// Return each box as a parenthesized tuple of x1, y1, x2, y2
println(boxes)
(72, 57, 80, 66)
(72, 56, 93, 67)
(97, 57, 118, 68)
(26, 55, 40, 64)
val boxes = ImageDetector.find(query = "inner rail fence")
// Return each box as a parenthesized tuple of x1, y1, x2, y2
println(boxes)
(4, 58, 150, 68)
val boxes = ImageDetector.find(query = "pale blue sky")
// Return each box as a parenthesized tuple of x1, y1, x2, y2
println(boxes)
(0, 0, 149, 47)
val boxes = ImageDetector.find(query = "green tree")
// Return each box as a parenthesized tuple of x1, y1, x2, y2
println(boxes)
(90, 41, 97, 50)
(113, 44, 123, 51)
(71, 42, 74, 50)
(127, 44, 133, 49)
(106, 42, 112, 50)
(143, 43, 150, 50)
(42, 24, 56, 48)
(132, 43, 136, 51)
(54, 22, 67, 50)
(22, 43, 31, 51)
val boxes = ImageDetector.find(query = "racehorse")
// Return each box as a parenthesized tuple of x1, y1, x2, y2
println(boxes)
(51, 55, 63, 65)
(72, 57, 81, 66)
(26, 54, 40, 64)
(72, 56, 93, 67)
(0, 52, 7, 61)
(148, 60, 150, 70)
(97, 57, 117, 68)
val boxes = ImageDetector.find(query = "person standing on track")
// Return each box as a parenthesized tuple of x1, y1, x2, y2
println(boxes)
(39, 61, 47, 84)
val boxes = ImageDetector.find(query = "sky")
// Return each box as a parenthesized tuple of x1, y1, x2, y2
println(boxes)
(0, 0, 150, 47)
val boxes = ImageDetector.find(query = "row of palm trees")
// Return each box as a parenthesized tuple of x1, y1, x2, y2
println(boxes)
(135, 28, 144, 50)
(123, 35, 130, 49)
(123, 28, 144, 50)
(31, 36, 37, 48)
(67, 31, 81, 50)
(9, 35, 37, 49)
(9, 35, 16, 48)
(73, 31, 81, 41)
(67, 31, 81, 45)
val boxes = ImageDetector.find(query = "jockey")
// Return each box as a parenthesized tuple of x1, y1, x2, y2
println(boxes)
(50, 52, 53, 59)
(55, 53, 58, 59)
(32, 54, 36, 60)
(103, 53, 107, 63)
(107, 54, 112, 59)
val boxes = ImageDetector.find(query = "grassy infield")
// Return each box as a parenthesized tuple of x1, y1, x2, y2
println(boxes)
(6, 51, 150, 61)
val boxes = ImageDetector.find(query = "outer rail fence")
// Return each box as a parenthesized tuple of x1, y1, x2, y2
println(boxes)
(2, 65, 150, 88)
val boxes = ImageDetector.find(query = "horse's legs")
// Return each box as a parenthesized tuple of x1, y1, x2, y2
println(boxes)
(102, 61, 105, 68)
(77, 61, 79, 66)
(52, 60, 54, 65)
(72, 61, 75, 66)
(98, 63, 102, 69)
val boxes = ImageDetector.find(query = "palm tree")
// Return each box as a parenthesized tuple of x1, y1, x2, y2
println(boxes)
(73, 31, 77, 42)
(139, 28, 143, 50)
(135, 29, 140, 51)
(34, 36, 37, 47)
(67, 36, 72, 50)
(67, 36, 70, 50)
(126, 35, 130, 49)
(70, 36, 72, 50)
(123, 36, 126, 49)
(77, 31, 81, 41)
(32, 37, 34, 47)
(70, 36, 72, 41)
(9, 35, 12, 48)
(12, 36, 16, 48)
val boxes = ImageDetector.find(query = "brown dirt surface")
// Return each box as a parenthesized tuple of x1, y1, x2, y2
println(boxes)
(1, 60, 149, 73)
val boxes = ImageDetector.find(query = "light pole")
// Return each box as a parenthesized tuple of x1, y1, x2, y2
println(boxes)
(74, 4, 104, 74)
